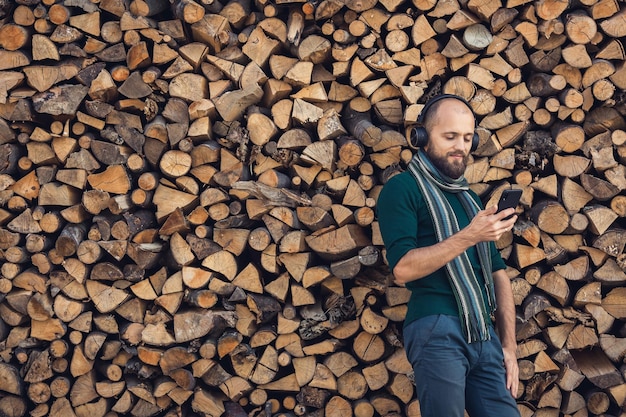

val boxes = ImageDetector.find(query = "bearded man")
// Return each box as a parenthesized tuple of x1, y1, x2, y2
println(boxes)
(377, 95, 521, 417)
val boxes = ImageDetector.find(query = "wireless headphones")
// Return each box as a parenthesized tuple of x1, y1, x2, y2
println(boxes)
(409, 94, 480, 151)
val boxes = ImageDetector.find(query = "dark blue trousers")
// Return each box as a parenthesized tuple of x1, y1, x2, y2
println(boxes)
(403, 314, 521, 417)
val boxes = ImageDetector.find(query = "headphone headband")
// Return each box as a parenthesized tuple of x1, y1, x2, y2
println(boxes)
(417, 94, 476, 126)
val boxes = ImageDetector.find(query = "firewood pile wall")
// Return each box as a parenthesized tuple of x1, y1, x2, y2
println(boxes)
(0, 0, 626, 416)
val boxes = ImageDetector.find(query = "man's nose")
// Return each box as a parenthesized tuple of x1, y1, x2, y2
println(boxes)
(453, 137, 467, 151)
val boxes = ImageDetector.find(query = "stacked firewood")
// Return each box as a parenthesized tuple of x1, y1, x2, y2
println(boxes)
(0, 0, 625, 415)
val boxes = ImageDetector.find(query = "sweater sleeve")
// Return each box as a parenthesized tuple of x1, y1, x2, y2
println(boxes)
(376, 173, 423, 271)
(489, 241, 507, 272)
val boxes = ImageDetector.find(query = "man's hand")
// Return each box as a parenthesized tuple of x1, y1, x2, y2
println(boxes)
(492, 269, 519, 398)
(502, 345, 519, 397)
(462, 205, 517, 244)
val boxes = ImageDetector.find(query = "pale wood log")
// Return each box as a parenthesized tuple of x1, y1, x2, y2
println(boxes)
(530, 200, 570, 235)
(352, 331, 385, 363)
(599, 9, 626, 37)
(173, 0, 205, 23)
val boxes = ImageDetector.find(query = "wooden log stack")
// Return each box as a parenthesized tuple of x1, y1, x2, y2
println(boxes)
(0, 0, 625, 416)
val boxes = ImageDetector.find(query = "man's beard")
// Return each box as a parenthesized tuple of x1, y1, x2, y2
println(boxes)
(426, 147, 468, 179)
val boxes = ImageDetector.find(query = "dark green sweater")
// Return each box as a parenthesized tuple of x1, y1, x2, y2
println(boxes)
(377, 170, 506, 327)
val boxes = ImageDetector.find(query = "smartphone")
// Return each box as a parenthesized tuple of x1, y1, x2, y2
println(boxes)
(496, 189, 522, 220)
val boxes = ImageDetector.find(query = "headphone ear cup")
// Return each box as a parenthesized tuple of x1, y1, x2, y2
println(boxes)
(471, 132, 479, 151)
(413, 127, 428, 148)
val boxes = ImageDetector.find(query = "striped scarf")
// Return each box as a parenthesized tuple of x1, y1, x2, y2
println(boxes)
(408, 149, 496, 343)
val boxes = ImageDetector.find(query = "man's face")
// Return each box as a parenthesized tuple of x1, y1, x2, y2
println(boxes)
(423, 99, 475, 179)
